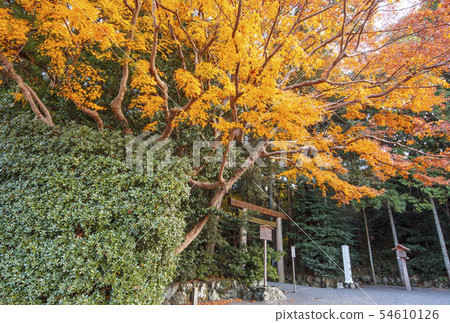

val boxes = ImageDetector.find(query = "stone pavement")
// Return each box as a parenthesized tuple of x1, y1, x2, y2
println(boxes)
(229, 282, 450, 305)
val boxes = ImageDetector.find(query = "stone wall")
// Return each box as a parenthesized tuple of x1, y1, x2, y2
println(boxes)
(354, 275, 448, 288)
(285, 274, 449, 289)
(164, 280, 286, 305)
(285, 274, 339, 288)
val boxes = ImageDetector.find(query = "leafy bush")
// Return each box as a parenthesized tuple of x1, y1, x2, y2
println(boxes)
(176, 242, 281, 284)
(0, 114, 191, 304)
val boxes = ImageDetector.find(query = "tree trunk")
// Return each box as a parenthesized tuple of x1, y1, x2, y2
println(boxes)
(174, 187, 227, 254)
(430, 196, 450, 281)
(363, 207, 377, 285)
(205, 214, 219, 254)
(387, 202, 405, 285)
(79, 106, 104, 130)
(239, 226, 248, 249)
(444, 198, 450, 223)
(110, 0, 142, 135)
(238, 208, 248, 250)
(175, 140, 270, 254)
(0, 52, 54, 126)
(276, 217, 285, 283)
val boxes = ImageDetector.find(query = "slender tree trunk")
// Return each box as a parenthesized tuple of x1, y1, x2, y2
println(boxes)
(387, 202, 405, 285)
(363, 207, 377, 285)
(272, 185, 285, 283)
(429, 196, 450, 281)
(358, 213, 366, 268)
(0, 52, 54, 126)
(276, 217, 285, 283)
(444, 198, 450, 223)
(110, 0, 142, 135)
(110, 64, 132, 134)
(239, 215, 248, 249)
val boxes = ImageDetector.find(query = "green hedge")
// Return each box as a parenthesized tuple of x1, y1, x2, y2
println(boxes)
(0, 115, 190, 304)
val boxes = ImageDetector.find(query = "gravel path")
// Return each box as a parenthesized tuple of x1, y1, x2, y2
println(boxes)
(231, 282, 450, 305)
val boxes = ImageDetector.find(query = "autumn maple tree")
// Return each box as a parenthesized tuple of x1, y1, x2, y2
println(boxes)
(1, 0, 449, 253)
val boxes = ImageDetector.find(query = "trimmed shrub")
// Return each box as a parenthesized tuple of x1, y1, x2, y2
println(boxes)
(0, 115, 190, 304)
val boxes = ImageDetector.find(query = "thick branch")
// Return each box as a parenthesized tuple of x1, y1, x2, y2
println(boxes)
(260, 145, 318, 158)
(188, 179, 222, 189)
(110, 0, 142, 135)
(79, 107, 105, 130)
(168, 23, 187, 70)
(150, 0, 169, 116)
(176, 140, 270, 253)
(231, 0, 243, 39)
(0, 52, 54, 126)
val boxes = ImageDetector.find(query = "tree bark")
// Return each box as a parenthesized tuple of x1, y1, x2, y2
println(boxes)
(444, 198, 450, 223)
(387, 202, 405, 285)
(174, 187, 227, 254)
(239, 226, 248, 249)
(78, 106, 104, 130)
(110, 0, 142, 135)
(429, 196, 450, 281)
(175, 140, 270, 254)
(0, 52, 54, 126)
(363, 207, 377, 285)
(276, 217, 285, 283)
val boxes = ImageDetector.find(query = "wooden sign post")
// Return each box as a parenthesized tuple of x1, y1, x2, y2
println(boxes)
(393, 244, 412, 291)
(260, 225, 273, 288)
(291, 246, 297, 293)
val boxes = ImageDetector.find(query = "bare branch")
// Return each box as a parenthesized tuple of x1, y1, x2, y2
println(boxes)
(232, 0, 243, 39)
(122, 0, 134, 12)
(188, 179, 222, 189)
(168, 23, 187, 70)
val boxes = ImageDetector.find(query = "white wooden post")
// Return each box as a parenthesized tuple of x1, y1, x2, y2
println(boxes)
(291, 246, 296, 293)
(342, 245, 353, 285)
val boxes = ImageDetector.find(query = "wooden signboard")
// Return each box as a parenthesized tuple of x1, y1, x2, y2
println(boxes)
(392, 244, 411, 291)
(228, 197, 289, 220)
(260, 225, 273, 241)
(393, 244, 410, 258)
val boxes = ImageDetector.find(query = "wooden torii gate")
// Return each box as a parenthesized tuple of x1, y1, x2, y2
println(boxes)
(228, 197, 289, 283)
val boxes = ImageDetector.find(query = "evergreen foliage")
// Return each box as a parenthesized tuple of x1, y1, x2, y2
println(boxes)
(288, 183, 354, 278)
(0, 113, 191, 304)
